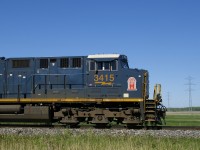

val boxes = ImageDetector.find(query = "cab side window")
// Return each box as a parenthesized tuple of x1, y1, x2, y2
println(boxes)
(97, 62, 103, 70)
(111, 60, 117, 71)
(90, 61, 95, 71)
(104, 62, 110, 70)
(89, 60, 118, 71)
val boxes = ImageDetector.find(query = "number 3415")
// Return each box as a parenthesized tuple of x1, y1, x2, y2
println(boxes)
(94, 74, 115, 82)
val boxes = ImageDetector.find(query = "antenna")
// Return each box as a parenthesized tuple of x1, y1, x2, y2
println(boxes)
(185, 76, 195, 111)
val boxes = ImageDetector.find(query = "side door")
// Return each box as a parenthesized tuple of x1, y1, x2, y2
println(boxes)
(49, 58, 59, 89)
(87, 60, 118, 98)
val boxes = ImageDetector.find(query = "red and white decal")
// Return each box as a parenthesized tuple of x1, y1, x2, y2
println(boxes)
(127, 77, 137, 91)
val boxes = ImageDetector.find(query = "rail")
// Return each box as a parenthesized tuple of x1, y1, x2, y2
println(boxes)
(0, 123, 200, 130)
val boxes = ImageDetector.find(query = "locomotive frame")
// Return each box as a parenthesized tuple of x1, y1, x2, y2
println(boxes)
(0, 54, 166, 127)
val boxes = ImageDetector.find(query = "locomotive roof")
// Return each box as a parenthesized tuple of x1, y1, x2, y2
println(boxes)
(1, 54, 123, 60)
(87, 54, 120, 59)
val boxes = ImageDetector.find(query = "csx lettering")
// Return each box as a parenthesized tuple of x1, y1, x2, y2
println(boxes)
(94, 74, 114, 82)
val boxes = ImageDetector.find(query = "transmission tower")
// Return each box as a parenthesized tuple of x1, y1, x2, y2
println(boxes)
(185, 76, 194, 111)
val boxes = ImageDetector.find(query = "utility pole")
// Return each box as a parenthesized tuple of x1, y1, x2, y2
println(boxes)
(185, 76, 194, 111)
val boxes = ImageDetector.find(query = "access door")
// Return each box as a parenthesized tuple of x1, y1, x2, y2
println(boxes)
(87, 60, 118, 98)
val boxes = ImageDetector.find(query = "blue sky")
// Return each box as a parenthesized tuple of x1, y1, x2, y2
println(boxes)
(0, 0, 200, 107)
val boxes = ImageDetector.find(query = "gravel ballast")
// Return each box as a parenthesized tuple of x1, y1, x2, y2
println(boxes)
(0, 128, 200, 138)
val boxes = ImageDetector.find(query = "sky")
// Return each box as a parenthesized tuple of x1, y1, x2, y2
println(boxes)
(0, 0, 200, 108)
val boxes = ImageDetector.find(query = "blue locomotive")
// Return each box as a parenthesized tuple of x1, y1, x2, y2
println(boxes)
(0, 54, 166, 127)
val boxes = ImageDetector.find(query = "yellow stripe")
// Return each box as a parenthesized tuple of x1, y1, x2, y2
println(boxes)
(103, 98, 143, 102)
(0, 98, 143, 103)
(95, 82, 113, 85)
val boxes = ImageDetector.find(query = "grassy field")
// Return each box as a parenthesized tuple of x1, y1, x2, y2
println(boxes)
(0, 133, 199, 150)
(165, 111, 200, 126)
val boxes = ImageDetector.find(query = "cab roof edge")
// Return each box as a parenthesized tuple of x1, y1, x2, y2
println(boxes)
(87, 54, 120, 59)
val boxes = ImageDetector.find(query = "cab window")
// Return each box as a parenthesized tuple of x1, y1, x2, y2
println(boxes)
(90, 61, 95, 71)
(111, 60, 117, 71)
(104, 62, 110, 70)
(121, 59, 129, 69)
(97, 62, 103, 70)
(89, 61, 118, 71)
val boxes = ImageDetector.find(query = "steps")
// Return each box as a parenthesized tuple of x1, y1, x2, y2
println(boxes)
(145, 99, 157, 124)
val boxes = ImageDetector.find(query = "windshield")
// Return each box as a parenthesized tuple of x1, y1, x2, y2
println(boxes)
(121, 60, 129, 69)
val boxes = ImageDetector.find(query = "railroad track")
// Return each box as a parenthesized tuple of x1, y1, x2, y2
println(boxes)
(0, 123, 200, 130)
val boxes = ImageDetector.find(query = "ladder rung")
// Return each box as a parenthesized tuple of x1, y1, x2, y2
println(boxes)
(145, 111, 155, 113)
(145, 119, 156, 122)
(146, 100, 155, 102)
(146, 102, 155, 104)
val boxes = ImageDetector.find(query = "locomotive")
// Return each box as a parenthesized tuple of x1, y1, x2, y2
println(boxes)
(0, 54, 166, 127)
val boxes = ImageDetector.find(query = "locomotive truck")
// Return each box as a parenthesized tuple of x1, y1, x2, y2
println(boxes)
(0, 54, 166, 127)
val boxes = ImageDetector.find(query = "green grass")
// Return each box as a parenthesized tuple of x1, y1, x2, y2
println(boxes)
(165, 113, 200, 126)
(0, 133, 199, 150)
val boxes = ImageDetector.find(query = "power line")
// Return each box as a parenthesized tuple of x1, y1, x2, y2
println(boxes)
(185, 76, 195, 111)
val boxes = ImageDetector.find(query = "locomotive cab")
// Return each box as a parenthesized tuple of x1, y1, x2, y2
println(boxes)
(86, 54, 149, 101)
